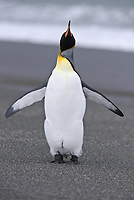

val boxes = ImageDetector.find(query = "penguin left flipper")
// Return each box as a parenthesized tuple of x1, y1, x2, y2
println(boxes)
(5, 83, 47, 118)
(82, 81, 124, 117)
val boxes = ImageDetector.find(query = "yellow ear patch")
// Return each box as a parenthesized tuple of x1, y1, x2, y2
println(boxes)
(65, 28, 72, 38)
(65, 28, 69, 38)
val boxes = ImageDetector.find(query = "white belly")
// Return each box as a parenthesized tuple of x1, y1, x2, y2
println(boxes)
(44, 68, 86, 156)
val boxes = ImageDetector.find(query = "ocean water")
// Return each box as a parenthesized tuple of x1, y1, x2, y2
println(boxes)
(0, 0, 134, 51)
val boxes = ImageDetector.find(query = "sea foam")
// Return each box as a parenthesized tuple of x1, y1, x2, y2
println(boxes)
(0, 22, 134, 52)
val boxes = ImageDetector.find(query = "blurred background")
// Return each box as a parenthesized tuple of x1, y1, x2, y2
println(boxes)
(0, 0, 134, 51)
(0, 0, 134, 104)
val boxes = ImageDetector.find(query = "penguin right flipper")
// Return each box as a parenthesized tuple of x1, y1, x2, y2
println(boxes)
(5, 83, 47, 118)
(82, 81, 124, 117)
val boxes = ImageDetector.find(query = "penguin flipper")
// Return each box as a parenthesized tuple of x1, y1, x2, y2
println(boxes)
(5, 83, 47, 118)
(82, 81, 124, 117)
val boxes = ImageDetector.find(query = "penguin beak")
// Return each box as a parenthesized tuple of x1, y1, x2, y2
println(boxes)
(65, 20, 72, 37)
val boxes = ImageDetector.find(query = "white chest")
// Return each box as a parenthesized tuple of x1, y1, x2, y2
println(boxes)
(45, 67, 86, 123)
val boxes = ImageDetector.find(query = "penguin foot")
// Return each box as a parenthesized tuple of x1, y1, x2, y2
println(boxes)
(50, 154, 64, 164)
(71, 155, 79, 164)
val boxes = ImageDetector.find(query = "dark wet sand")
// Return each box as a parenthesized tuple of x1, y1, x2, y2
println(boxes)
(0, 41, 134, 200)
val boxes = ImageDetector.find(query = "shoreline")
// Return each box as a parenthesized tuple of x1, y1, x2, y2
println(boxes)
(1, 40, 134, 105)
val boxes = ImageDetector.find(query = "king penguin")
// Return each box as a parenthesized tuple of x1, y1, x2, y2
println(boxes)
(5, 20, 124, 164)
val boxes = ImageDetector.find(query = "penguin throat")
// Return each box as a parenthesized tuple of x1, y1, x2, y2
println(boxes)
(56, 53, 73, 72)
(61, 48, 75, 69)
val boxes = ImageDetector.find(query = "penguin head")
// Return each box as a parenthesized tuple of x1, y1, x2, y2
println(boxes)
(60, 20, 75, 52)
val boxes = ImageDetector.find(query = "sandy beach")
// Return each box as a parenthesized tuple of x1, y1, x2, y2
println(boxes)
(0, 41, 134, 200)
